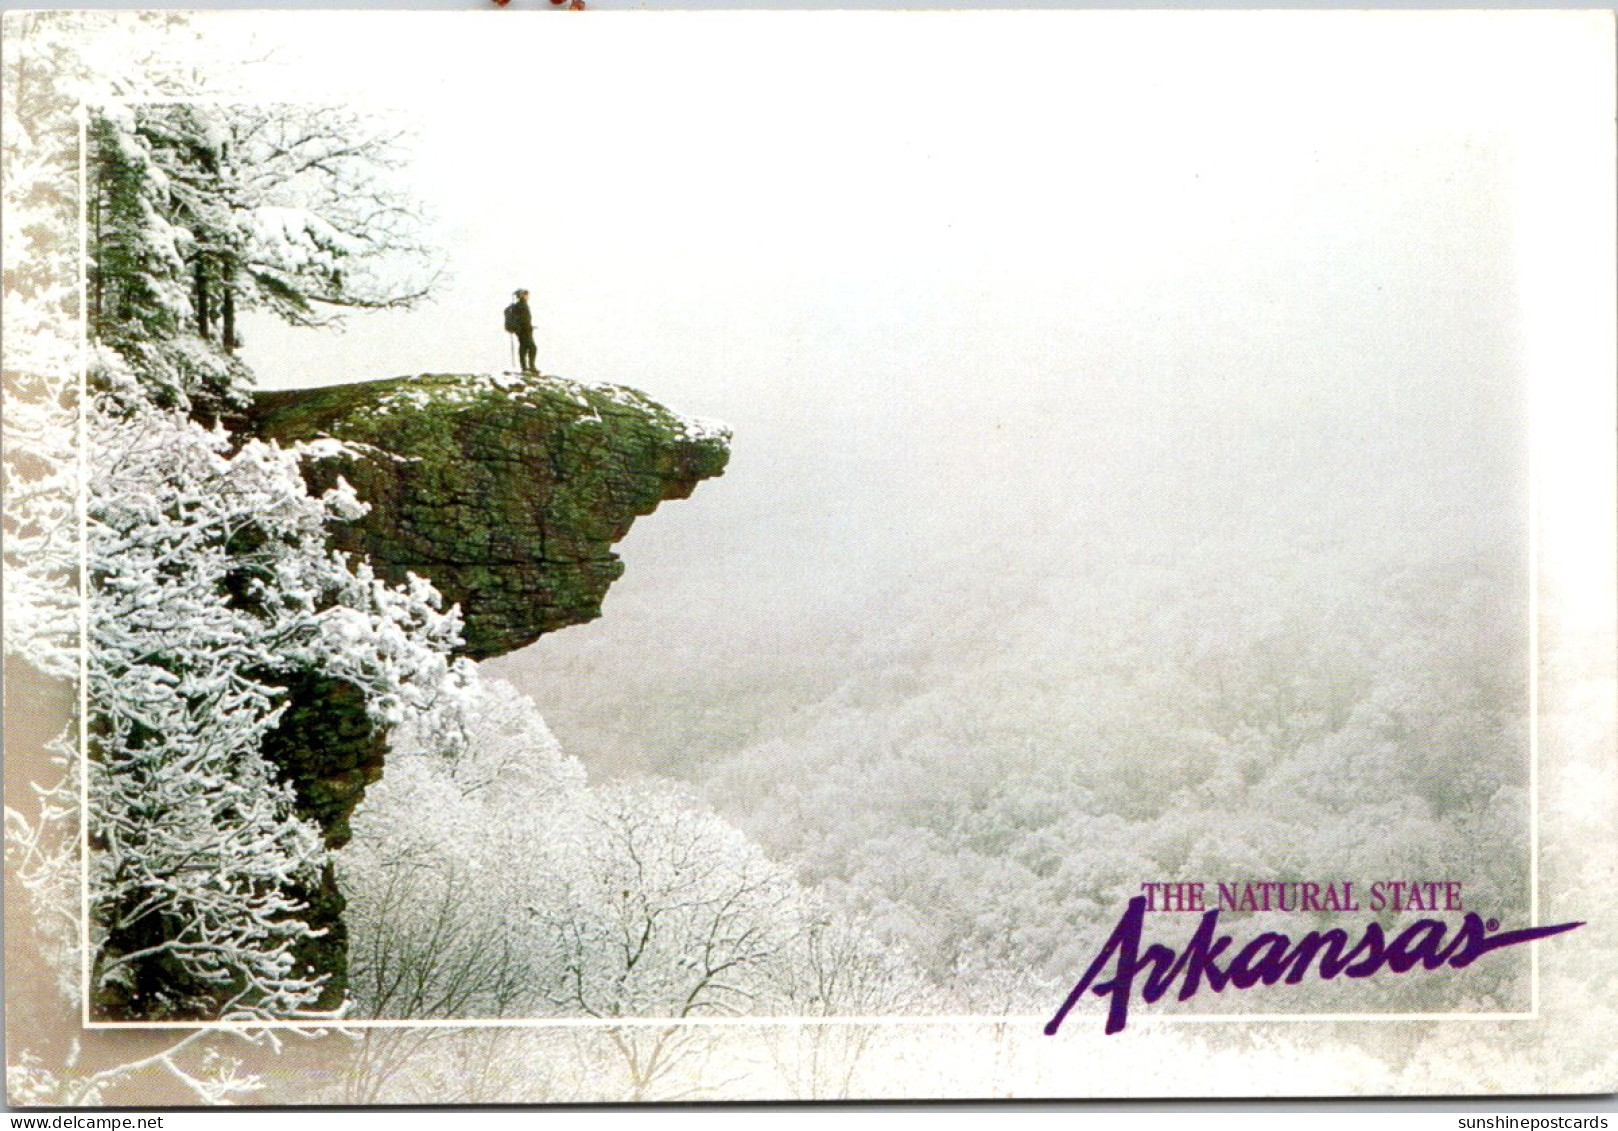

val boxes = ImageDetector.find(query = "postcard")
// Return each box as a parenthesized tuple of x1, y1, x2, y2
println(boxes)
(3, 7, 1614, 1105)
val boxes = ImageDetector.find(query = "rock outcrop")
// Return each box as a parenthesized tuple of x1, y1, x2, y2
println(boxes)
(227, 372, 728, 1013)
(244, 372, 730, 660)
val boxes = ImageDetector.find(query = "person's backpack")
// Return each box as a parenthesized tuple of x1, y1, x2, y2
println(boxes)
(503, 302, 521, 334)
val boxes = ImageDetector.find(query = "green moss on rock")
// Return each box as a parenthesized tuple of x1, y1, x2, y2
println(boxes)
(244, 373, 730, 660)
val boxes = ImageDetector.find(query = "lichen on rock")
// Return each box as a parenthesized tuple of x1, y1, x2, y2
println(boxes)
(243, 372, 730, 661)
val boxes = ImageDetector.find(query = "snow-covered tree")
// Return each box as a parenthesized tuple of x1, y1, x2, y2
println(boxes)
(339, 672, 932, 1100)
(88, 99, 441, 413)
(535, 783, 805, 1024)
(213, 104, 440, 330)
(337, 676, 584, 1100)
(77, 35, 440, 411)
(85, 404, 460, 1020)
(519, 783, 807, 1100)
(0, 12, 458, 1024)
(341, 674, 583, 1017)
(3, 11, 89, 681)
(765, 913, 930, 1098)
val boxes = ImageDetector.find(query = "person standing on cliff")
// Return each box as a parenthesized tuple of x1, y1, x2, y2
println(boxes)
(504, 288, 538, 374)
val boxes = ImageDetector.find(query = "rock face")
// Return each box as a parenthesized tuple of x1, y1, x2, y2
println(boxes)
(225, 372, 728, 1013)
(254, 670, 384, 1012)
(245, 372, 730, 661)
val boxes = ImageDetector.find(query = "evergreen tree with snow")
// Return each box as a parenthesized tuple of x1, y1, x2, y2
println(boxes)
(87, 97, 439, 414)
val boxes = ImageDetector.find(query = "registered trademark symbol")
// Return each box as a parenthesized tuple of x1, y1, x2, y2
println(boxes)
(1486, 918, 1500, 931)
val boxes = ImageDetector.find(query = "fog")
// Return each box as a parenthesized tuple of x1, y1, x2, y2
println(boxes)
(234, 12, 1550, 1005)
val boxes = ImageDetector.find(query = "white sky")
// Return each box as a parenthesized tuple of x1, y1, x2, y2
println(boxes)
(177, 10, 1612, 659)
(223, 10, 1603, 395)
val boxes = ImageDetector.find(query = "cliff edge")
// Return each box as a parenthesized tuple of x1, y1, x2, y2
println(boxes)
(245, 372, 731, 661)
(209, 372, 729, 1013)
